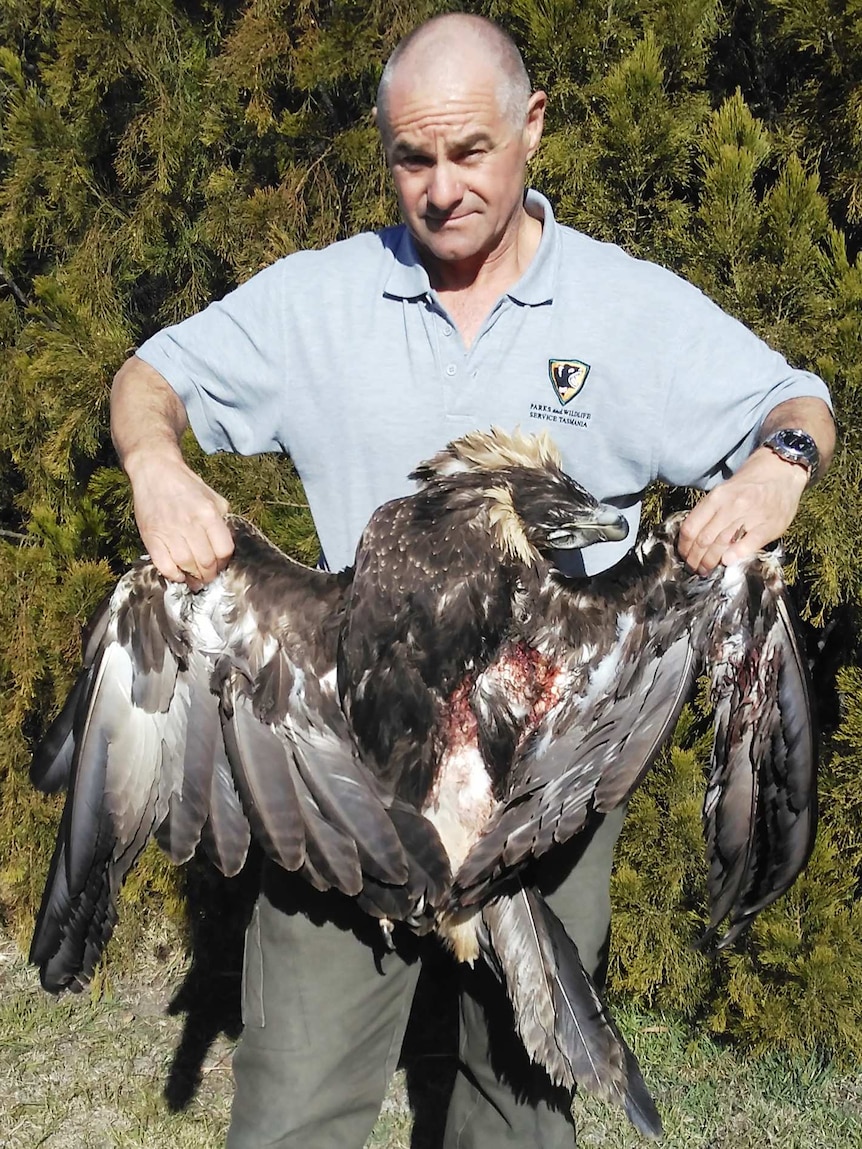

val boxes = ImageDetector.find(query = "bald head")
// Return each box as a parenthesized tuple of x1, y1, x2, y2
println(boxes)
(375, 14, 531, 144)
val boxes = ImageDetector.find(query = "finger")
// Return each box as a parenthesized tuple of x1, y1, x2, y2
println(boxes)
(677, 506, 719, 572)
(720, 529, 768, 568)
(181, 572, 204, 593)
(676, 502, 716, 568)
(682, 517, 751, 576)
(145, 537, 189, 584)
(179, 523, 227, 585)
(206, 515, 236, 573)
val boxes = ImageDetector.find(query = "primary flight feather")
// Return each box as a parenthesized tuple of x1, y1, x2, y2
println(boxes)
(29, 427, 817, 1139)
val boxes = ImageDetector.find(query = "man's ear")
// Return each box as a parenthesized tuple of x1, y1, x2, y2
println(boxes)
(525, 90, 547, 160)
(372, 104, 389, 152)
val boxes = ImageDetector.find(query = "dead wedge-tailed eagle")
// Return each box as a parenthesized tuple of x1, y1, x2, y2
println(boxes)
(29, 427, 816, 1140)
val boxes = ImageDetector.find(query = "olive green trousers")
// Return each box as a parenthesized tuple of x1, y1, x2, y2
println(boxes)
(226, 807, 625, 1149)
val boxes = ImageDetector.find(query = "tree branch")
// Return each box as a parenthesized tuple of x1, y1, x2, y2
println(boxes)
(0, 262, 29, 307)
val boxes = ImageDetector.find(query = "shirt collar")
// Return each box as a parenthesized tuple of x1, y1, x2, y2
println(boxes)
(383, 188, 557, 306)
(508, 189, 556, 305)
(384, 227, 431, 299)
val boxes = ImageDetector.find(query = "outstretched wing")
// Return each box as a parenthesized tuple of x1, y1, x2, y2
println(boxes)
(30, 517, 445, 992)
(701, 562, 817, 947)
(453, 539, 817, 942)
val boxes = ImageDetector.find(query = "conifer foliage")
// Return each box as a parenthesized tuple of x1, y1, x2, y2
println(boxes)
(1, 0, 860, 1057)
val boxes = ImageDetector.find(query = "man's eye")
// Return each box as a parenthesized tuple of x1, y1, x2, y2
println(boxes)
(399, 154, 432, 169)
(456, 147, 488, 163)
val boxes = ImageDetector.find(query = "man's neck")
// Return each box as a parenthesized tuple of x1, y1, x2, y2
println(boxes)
(422, 208, 542, 346)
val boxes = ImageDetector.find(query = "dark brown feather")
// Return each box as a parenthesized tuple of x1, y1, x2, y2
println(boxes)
(479, 885, 662, 1138)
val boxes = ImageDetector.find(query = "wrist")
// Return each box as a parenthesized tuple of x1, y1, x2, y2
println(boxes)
(121, 438, 187, 484)
(758, 427, 821, 484)
(749, 445, 810, 492)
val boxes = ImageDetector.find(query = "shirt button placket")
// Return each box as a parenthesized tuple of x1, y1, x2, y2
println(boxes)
(442, 322, 455, 380)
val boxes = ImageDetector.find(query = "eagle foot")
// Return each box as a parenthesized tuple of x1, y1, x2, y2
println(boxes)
(379, 917, 395, 950)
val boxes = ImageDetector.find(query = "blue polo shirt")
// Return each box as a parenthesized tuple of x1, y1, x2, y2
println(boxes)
(137, 191, 831, 575)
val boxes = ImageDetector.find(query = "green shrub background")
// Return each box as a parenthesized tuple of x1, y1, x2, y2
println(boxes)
(1, 0, 860, 1059)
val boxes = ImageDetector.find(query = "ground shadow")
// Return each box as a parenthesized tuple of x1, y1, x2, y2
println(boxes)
(162, 852, 464, 1145)
(163, 849, 261, 1113)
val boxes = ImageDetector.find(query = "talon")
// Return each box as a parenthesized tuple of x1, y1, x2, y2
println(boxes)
(379, 917, 395, 950)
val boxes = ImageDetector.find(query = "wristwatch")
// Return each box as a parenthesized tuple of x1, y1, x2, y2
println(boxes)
(760, 428, 821, 483)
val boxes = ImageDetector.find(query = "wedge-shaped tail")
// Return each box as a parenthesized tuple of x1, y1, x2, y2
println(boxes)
(478, 885, 662, 1138)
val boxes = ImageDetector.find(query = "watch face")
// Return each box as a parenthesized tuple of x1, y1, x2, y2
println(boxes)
(765, 429, 820, 479)
(780, 430, 812, 452)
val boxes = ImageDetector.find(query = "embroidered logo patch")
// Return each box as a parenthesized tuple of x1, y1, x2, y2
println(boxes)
(549, 359, 590, 406)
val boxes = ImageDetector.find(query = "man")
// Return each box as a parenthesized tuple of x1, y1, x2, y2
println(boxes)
(111, 13, 835, 1148)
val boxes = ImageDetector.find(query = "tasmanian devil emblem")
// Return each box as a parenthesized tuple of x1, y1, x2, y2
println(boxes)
(549, 359, 590, 405)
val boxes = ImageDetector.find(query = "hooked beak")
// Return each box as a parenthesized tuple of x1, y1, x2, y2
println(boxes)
(547, 503, 629, 549)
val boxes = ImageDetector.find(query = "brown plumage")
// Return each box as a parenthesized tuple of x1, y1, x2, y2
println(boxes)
(29, 428, 816, 1139)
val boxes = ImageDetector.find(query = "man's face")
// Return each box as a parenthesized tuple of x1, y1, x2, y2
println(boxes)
(379, 67, 544, 267)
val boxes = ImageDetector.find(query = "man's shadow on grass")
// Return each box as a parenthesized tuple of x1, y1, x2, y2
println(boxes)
(162, 853, 255, 1111)
(162, 851, 459, 1149)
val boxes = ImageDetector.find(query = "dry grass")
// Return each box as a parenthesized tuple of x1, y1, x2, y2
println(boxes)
(2, 927, 861, 1148)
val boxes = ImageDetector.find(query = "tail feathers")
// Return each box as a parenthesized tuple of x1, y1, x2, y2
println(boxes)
(480, 885, 662, 1139)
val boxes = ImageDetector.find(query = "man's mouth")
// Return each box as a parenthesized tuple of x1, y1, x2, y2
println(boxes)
(424, 211, 474, 229)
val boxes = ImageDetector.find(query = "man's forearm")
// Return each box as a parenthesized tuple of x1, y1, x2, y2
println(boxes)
(679, 394, 836, 574)
(110, 355, 233, 583)
(756, 396, 836, 478)
(111, 355, 190, 477)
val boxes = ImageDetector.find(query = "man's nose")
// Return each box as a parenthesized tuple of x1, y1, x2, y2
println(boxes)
(426, 162, 464, 213)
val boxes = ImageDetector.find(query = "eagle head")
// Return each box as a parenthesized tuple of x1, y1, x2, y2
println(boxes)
(505, 467, 629, 555)
(412, 427, 628, 565)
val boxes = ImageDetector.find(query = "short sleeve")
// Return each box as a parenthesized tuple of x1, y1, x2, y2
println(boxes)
(136, 260, 290, 456)
(656, 286, 832, 489)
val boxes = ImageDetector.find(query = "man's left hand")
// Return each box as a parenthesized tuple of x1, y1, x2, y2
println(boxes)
(677, 447, 810, 575)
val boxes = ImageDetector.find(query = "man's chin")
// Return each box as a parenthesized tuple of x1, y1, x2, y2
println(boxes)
(415, 227, 489, 265)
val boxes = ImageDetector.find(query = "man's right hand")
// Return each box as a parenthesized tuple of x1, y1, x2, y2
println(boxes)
(111, 355, 234, 587)
(127, 453, 234, 587)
